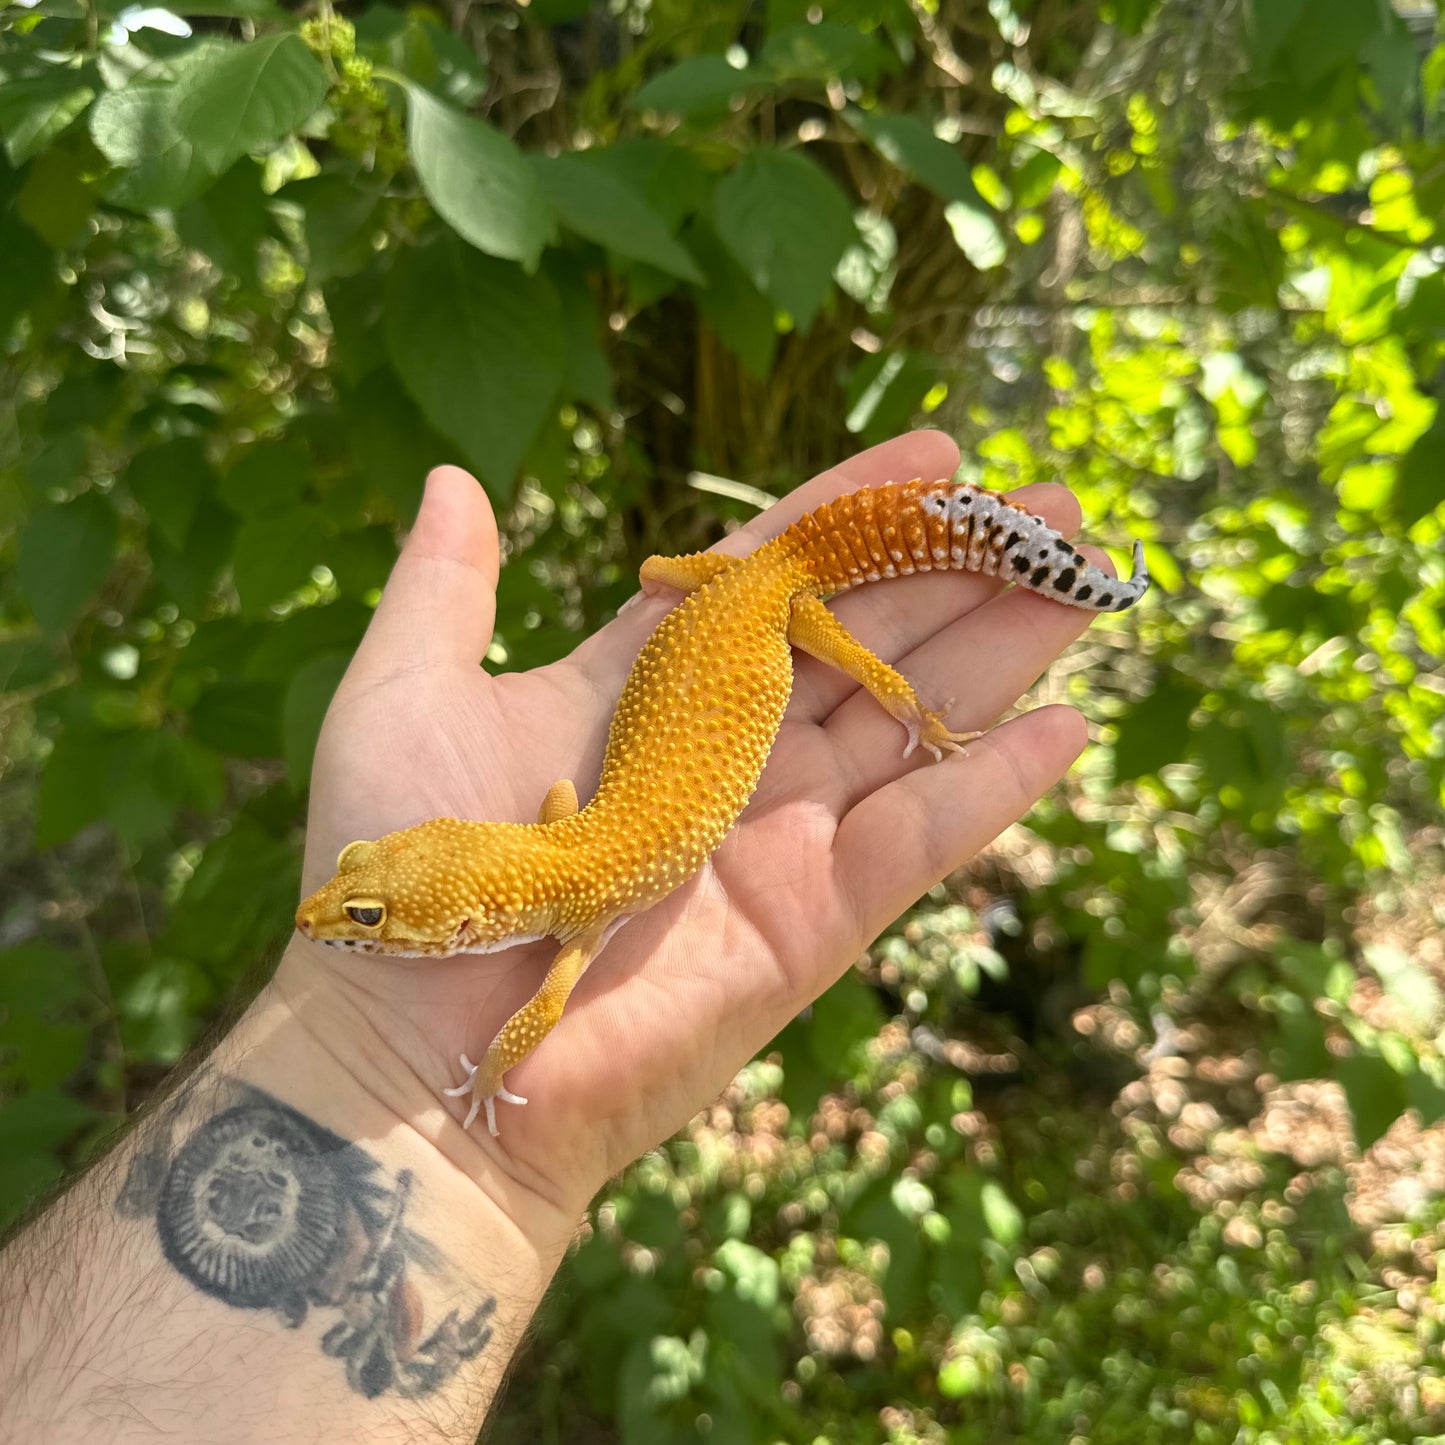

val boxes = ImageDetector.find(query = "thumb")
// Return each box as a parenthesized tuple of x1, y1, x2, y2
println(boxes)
(353, 465, 500, 674)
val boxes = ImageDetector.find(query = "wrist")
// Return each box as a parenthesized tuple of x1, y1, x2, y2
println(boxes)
(238, 949, 584, 1274)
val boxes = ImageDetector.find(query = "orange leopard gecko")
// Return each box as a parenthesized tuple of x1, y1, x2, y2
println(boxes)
(295, 478, 1148, 1134)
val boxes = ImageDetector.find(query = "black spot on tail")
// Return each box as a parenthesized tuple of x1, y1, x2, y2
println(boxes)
(1053, 567, 1076, 592)
(1012, 555, 1029, 573)
(1076, 584, 1092, 602)
(1030, 565, 1050, 587)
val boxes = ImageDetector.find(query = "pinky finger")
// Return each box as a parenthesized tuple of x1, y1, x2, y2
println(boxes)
(830, 704, 1088, 941)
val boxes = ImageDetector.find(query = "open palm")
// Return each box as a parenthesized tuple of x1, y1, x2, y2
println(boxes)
(276, 430, 1109, 1223)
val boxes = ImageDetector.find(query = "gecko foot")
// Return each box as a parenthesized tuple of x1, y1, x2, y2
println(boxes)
(443, 1053, 528, 1137)
(899, 698, 983, 761)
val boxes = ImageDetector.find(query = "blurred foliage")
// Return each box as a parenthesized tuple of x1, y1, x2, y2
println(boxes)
(2, 0, 1444, 1439)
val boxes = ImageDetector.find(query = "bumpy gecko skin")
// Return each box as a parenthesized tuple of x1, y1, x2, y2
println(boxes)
(296, 478, 1149, 1135)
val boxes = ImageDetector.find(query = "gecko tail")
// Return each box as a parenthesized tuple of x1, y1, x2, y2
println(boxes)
(1024, 533, 1150, 614)
(786, 480, 1152, 614)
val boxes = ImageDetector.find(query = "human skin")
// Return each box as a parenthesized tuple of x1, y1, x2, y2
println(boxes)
(0, 431, 1113, 1443)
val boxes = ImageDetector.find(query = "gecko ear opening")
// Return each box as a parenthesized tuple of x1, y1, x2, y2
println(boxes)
(337, 840, 376, 873)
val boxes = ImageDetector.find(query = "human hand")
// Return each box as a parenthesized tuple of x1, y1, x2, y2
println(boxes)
(276, 429, 1111, 1242)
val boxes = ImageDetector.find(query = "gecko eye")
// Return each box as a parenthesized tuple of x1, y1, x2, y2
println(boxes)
(344, 901, 386, 927)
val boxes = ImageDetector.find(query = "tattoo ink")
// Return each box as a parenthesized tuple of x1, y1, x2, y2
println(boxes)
(116, 1079, 496, 1399)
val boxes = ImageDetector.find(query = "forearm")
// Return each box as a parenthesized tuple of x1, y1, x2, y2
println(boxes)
(0, 977, 569, 1445)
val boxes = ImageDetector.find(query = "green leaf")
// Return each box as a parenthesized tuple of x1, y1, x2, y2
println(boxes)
(403, 82, 554, 270)
(632, 56, 756, 117)
(386, 233, 566, 496)
(980, 1179, 1024, 1246)
(115, 956, 214, 1064)
(150, 500, 234, 613)
(126, 436, 213, 548)
(1395, 408, 1445, 528)
(36, 727, 111, 845)
(0, 70, 95, 166)
(218, 439, 310, 517)
(851, 110, 985, 205)
(282, 651, 348, 789)
(843, 348, 943, 444)
(231, 505, 330, 612)
(160, 820, 297, 967)
(174, 157, 272, 283)
(188, 679, 281, 756)
(684, 218, 778, 379)
(0, 1088, 97, 1152)
(586, 138, 713, 230)
(1111, 673, 1199, 781)
(1335, 1051, 1408, 1150)
(90, 81, 216, 211)
(337, 368, 440, 518)
(761, 21, 891, 85)
(171, 34, 328, 171)
(286, 171, 383, 283)
(549, 262, 613, 411)
(712, 149, 855, 330)
(0, 942, 89, 1016)
(18, 493, 118, 633)
(17, 140, 97, 248)
(531, 153, 703, 283)
(0, 204, 55, 336)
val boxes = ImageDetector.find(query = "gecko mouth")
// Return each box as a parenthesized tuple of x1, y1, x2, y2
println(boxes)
(316, 920, 473, 957)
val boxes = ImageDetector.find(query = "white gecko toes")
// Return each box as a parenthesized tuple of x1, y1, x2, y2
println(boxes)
(443, 1055, 530, 1136)
(483, 1086, 528, 1138)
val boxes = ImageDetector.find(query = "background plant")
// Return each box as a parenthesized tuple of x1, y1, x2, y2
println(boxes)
(2, 0, 1443, 1440)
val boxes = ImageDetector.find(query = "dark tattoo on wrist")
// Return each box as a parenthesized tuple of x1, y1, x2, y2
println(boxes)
(114, 1077, 496, 1400)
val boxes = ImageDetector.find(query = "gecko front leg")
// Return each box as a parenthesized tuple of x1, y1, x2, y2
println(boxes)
(444, 921, 612, 1136)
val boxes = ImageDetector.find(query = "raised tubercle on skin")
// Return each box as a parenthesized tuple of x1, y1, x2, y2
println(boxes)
(782, 479, 1150, 613)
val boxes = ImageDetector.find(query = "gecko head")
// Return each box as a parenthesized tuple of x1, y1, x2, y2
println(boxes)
(294, 819, 530, 958)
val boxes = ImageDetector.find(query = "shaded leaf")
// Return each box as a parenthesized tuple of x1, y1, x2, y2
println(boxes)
(1335, 1051, 1408, 1150)
(126, 436, 213, 548)
(282, 651, 349, 789)
(761, 21, 890, 85)
(849, 110, 984, 207)
(232, 505, 330, 612)
(18, 493, 117, 633)
(403, 82, 553, 270)
(633, 56, 756, 117)
(532, 153, 703, 283)
(685, 218, 778, 379)
(386, 233, 566, 497)
(713, 149, 855, 330)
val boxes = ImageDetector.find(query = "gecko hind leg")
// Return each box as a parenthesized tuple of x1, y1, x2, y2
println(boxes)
(639, 551, 740, 595)
(788, 593, 982, 761)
